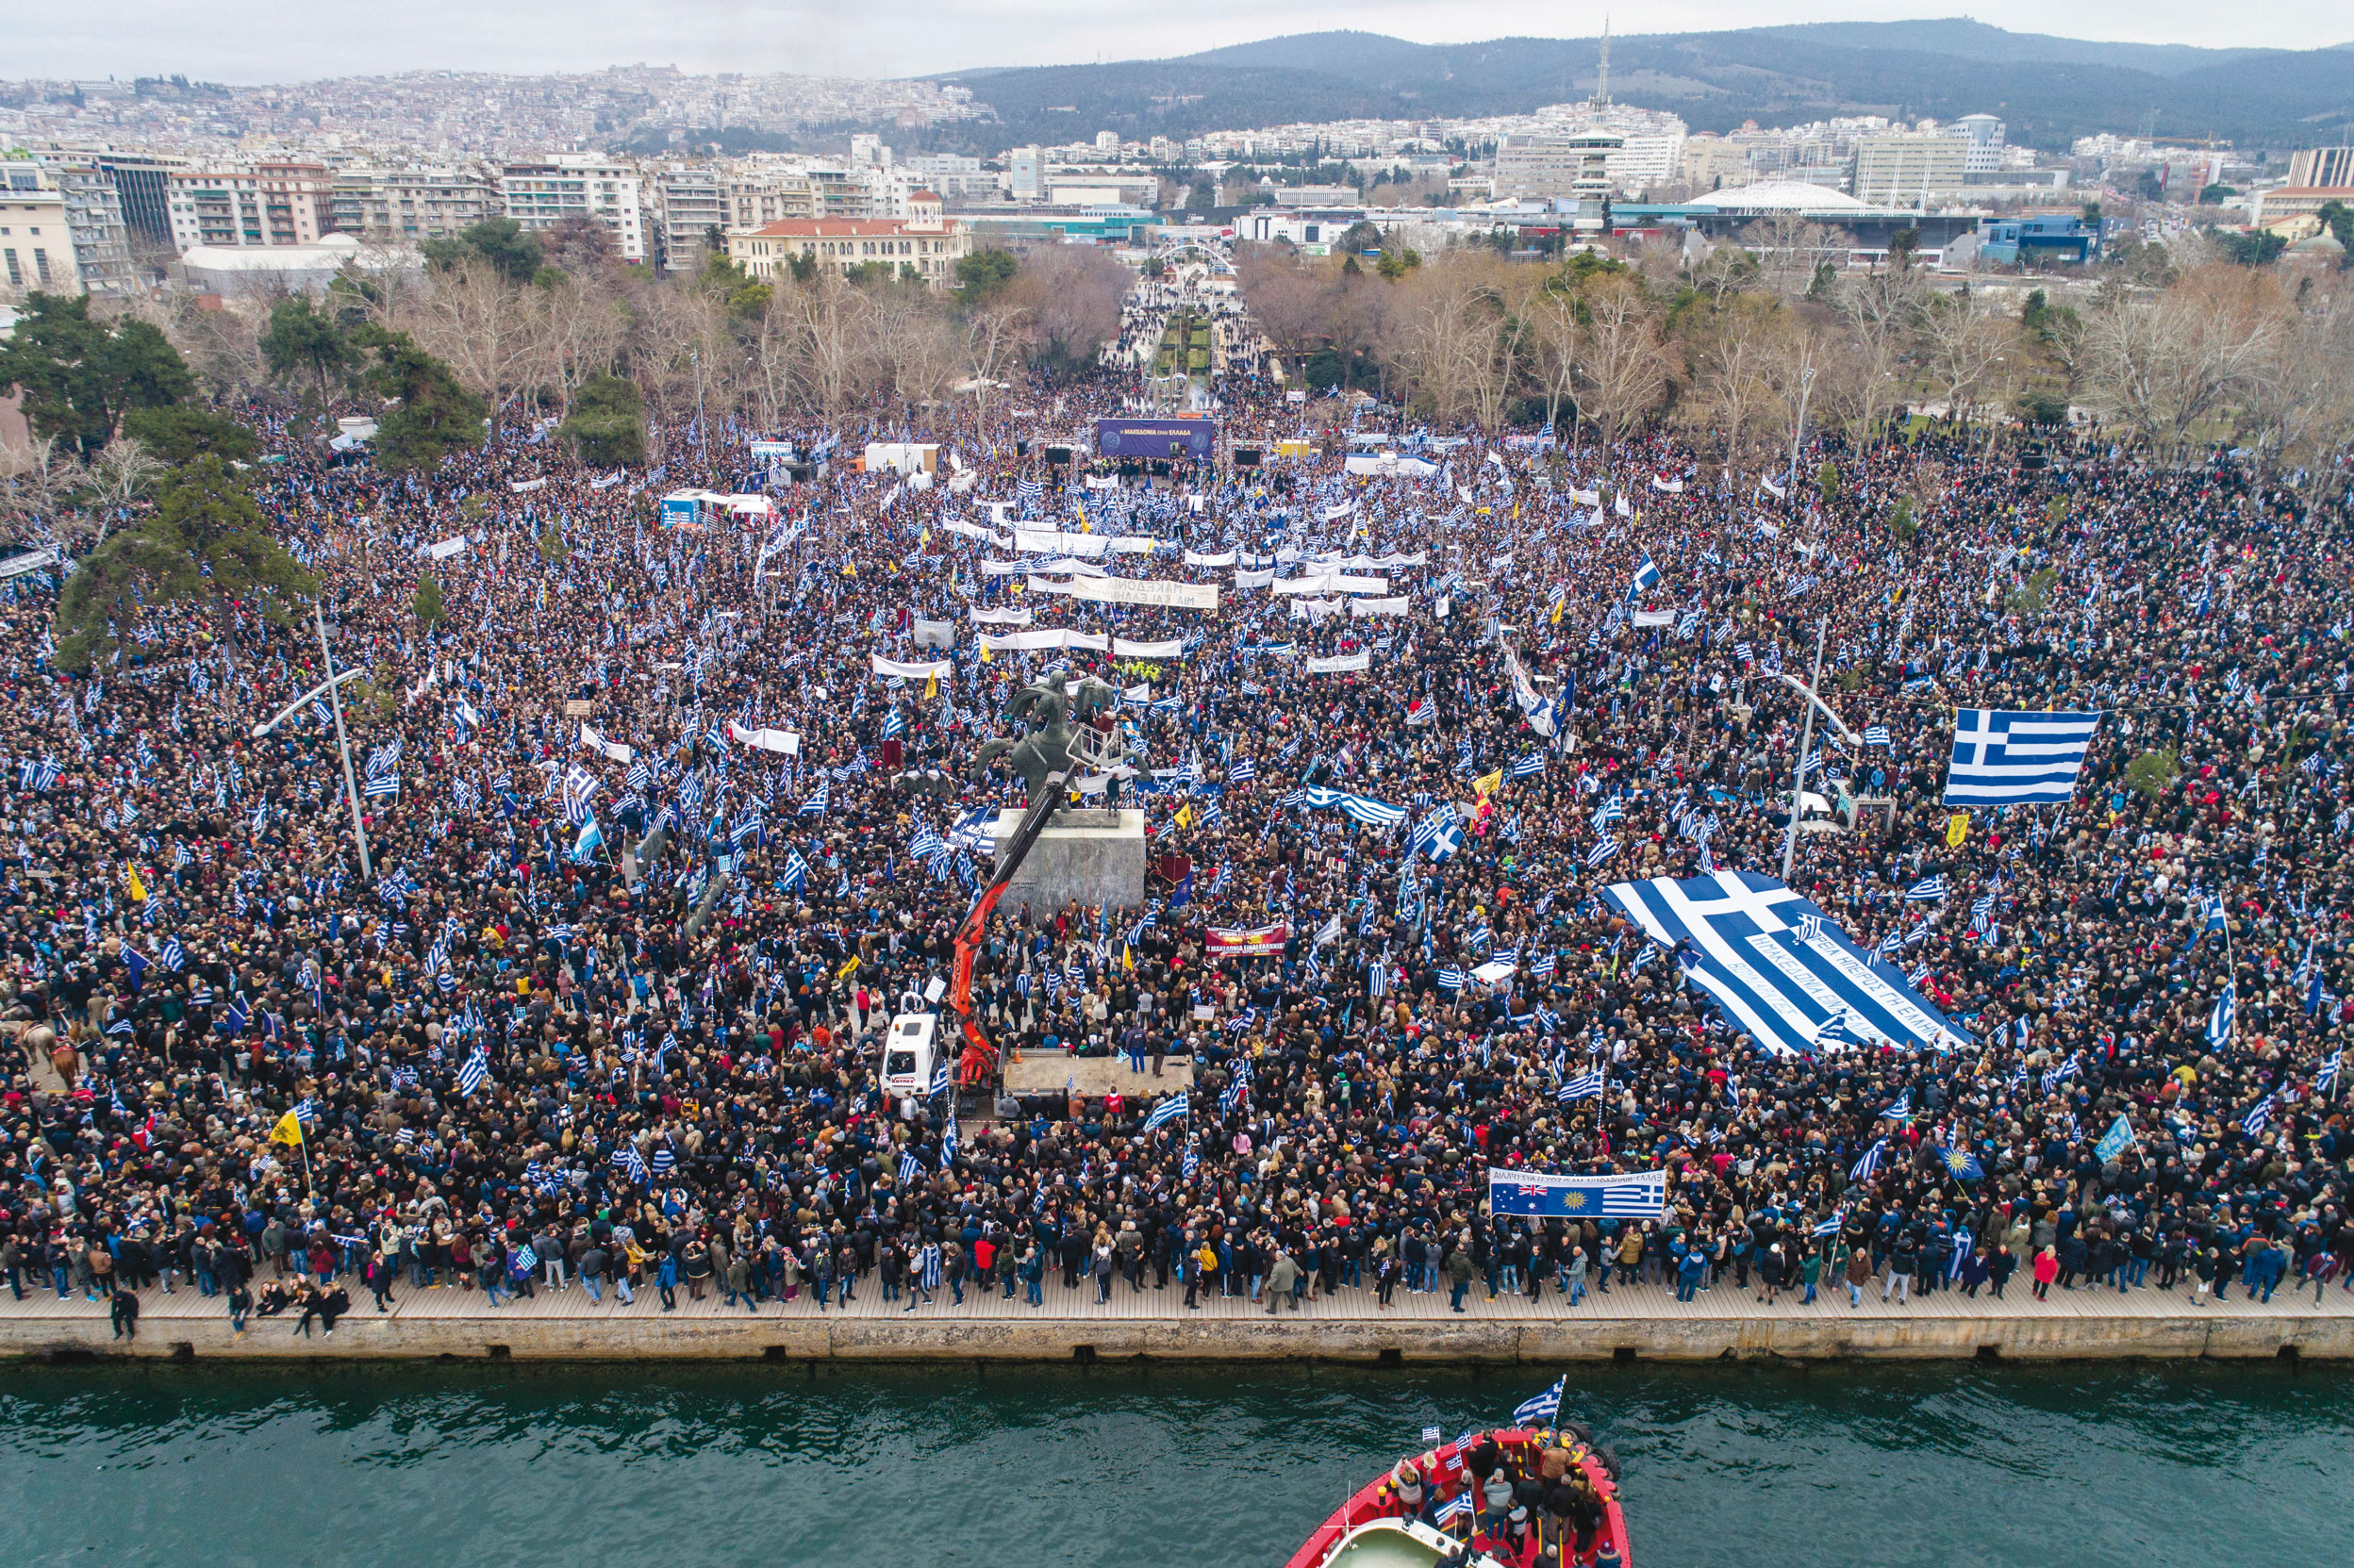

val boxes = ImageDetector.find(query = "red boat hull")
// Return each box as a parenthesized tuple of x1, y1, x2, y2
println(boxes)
(1285, 1428, 1629, 1568)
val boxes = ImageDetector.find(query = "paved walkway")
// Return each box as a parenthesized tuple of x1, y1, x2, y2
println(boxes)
(8, 1264, 2346, 1332)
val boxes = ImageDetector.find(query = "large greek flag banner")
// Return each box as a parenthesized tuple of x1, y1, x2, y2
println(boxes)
(1943, 708, 2101, 805)
(1601, 871, 1973, 1057)
(1489, 1168, 1666, 1219)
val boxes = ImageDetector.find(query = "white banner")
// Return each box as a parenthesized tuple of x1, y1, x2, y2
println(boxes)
(872, 655, 953, 679)
(508, 478, 548, 493)
(969, 606, 1034, 625)
(1235, 569, 1278, 589)
(1306, 650, 1373, 673)
(980, 628, 1110, 652)
(1184, 550, 1237, 568)
(1291, 598, 1344, 622)
(948, 518, 1010, 548)
(1111, 636, 1185, 657)
(1632, 608, 1677, 627)
(1016, 529, 1104, 556)
(912, 618, 956, 650)
(727, 721, 801, 755)
(578, 722, 634, 764)
(1029, 575, 1219, 610)
(420, 536, 468, 560)
(1351, 596, 1410, 618)
(1650, 473, 1684, 493)
(1274, 575, 1389, 596)
(1569, 487, 1600, 505)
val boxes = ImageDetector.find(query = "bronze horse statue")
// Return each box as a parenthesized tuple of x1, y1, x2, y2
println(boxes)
(972, 671, 1121, 796)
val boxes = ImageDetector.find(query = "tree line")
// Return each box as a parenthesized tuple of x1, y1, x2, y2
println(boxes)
(1234, 221, 2354, 487)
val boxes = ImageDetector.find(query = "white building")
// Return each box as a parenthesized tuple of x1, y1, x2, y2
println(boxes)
(0, 175, 79, 294)
(653, 166, 726, 271)
(167, 161, 334, 253)
(500, 155, 646, 263)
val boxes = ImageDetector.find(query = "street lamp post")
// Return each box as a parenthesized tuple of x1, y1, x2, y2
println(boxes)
(311, 599, 373, 880)
(1780, 617, 1834, 884)
(1786, 364, 1816, 496)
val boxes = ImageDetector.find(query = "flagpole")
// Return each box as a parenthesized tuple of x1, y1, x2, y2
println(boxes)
(1780, 618, 1828, 883)
(317, 599, 375, 881)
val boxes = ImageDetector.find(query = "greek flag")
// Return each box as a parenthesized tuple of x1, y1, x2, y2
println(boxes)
(1633, 553, 1661, 594)
(1301, 785, 1406, 830)
(1488, 1167, 1666, 1219)
(1850, 1138, 1886, 1181)
(2208, 981, 2235, 1049)
(456, 1046, 490, 1098)
(1509, 752, 1546, 779)
(1512, 1377, 1565, 1428)
(1585, 835, 1620, 868)
(1557, 1067, 1607, 1102)
(19, 757, 58, 793)
(1229, 756, 1256, 783)
(798, 782, 830, 816)
(1906, 876, 1947, 902)
(1434, 1494, 1473, 1528)
(782, 850, 811, 889)
(2318, 1049, 2341, 1094)
(1864, 726, 1890, 748)
(1143, 1092, 1189, 1131)
(1944, 709, 2101, 805)
(2240, 1092, 2275, 1137)
(1601, 870, 1971, 1059)
(1436, 967, 1466, 991)
(899, 1150, 921, 1185)
(160, 934, 187, 972)
(929, 1061, 953, 1098)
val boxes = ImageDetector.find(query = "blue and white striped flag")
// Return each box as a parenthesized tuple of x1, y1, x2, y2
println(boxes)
(1512, 1377, 1564, 1428)
(456, 1046, 490, 1098)
(1143, 1092, 1189, 1131)
(1944, 709, 2101, 805)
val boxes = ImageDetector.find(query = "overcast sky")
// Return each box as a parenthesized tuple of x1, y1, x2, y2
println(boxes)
(14, 0, 2347, 83)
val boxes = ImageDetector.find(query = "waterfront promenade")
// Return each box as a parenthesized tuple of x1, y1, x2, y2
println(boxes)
(8, 1267, 2349, 1363)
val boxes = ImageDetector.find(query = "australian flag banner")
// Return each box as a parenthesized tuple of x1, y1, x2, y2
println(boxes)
(1488, 1167, 1666, 1220)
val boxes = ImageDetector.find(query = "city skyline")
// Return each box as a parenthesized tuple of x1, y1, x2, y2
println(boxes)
(10, 1, 2350, 86)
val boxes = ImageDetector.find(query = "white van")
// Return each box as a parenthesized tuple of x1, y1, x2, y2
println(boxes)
(881, 1012, 939, 1104)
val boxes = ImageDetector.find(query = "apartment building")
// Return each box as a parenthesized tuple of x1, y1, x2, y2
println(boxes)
(724, 162, 869, 229)
(1850, 134, 1968, 206)
(499, 155, 646, 263)
(723, 213, 970, 286)
(55, 167, 139, 295)
(653, 166, 727, 271)
(167, 160, 334, 251)
(2288, 148, 2354, 189)
(329, 166, 495, 241)
(0, 169, 79, 293)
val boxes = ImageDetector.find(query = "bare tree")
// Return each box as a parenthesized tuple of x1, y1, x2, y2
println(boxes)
(1677, 294, 1788, 472)
(81, 437, 165, 547)
(1571, 274, 1676, 443)
(0, 431, 86, 540)
(1915, 289, 2022, 440)
(2080, 264, 2290, 461)
(407, 264, 543, 435)
(1739, 215, 1848, 301)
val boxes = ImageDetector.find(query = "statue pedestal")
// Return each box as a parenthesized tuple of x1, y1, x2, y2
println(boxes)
(989, 808, 1146, 916)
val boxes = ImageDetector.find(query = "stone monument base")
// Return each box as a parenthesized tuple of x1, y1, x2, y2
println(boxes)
(989, 807, 1145, 916)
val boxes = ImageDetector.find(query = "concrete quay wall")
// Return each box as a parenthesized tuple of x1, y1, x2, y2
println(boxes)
(6, 1311, 2348, 1364)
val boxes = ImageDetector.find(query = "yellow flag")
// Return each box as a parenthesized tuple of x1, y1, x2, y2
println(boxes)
(1473, 767, 1504, 800)
(124, 862, 147, 902)
(981, 645, 994, 663)
(837, 955, 862, 981)
(1121, 943, 1135, 973)
(1946, 812, 1969, 848)
(1174, 802, 1195, 830)
(270, 1110, 305, 1147)
(923, 672, 939, 701)
(1550, 599, 1564, 626)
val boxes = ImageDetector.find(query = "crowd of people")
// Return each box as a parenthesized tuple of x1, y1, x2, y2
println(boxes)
(2, 257, 2351, 1345)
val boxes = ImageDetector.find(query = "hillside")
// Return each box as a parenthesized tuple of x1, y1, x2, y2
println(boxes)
(933, 22, 2354, 155)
